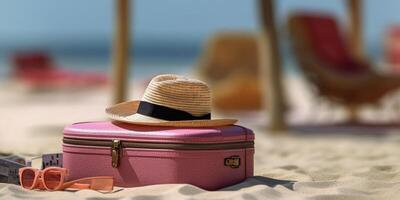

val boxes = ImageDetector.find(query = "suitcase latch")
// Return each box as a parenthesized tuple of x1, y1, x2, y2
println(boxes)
(111, 140, 121, 168)
(224, 156, 240, 168)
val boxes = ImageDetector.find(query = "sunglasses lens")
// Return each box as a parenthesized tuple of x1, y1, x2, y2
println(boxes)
(43, 169, 62, 190)
(21, 169, 35, 188)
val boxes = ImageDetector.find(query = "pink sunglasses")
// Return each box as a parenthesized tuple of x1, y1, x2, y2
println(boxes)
(19, 167, 114, 191)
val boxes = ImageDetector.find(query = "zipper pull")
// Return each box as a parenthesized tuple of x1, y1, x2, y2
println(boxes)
(111, 140, 121, 168)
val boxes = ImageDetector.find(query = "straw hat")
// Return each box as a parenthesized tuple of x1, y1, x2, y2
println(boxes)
(106, 74, 237, 127)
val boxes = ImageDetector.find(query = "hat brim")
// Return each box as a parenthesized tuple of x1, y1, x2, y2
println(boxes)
(106, 101, 238, 127)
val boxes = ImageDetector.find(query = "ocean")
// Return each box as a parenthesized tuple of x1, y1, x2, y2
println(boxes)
(0, 38, 384, 79)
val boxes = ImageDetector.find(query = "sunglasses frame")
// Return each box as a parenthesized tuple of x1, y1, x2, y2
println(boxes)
(19, 167, 114, 192)
(19, 167, 67, 191)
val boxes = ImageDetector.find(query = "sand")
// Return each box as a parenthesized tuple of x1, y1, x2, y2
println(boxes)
(2, 132, 400, 200)
(1, 76, 400, 199)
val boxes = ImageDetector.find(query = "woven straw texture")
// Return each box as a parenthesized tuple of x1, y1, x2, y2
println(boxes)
(106, 74, 237, 127)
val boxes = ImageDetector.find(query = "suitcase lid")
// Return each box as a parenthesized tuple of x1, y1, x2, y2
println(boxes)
(63, 121, 254, 144)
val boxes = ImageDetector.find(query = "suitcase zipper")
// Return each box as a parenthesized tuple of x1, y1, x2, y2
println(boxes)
(63, 137, 254, 168)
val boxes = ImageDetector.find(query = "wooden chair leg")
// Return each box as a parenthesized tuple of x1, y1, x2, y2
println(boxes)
(347, 104, 358, 123)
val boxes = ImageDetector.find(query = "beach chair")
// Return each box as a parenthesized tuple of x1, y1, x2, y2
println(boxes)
(288, 13, 400, 121)
(198, 33, 263, 111)
(384, 25, 400, 71)
(11, 52, 107, 90)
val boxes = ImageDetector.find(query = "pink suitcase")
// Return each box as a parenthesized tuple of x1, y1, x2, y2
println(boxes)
(62, 121, 255, 190)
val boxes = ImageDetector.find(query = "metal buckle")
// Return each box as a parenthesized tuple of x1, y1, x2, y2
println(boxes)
(111, 140, 121, 168)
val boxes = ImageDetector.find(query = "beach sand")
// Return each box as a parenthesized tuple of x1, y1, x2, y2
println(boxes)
(1, 76, 400, 200)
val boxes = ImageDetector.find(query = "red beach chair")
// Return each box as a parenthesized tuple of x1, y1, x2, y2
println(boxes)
(11, 52, 107, 89)
(288, 13, 400, 121)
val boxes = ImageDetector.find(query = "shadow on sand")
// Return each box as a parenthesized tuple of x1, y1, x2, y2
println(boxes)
(221, 176, 295, 191)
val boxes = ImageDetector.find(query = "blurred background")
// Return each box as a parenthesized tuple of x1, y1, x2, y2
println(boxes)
(1, 0, 400, 77)
(3, 0, 400, 154)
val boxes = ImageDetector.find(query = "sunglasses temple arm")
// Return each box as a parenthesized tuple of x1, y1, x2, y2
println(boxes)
(60, 176, 114, 191)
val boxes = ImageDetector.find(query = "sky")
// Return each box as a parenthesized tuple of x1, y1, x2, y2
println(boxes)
(0, 0, 399, 56)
